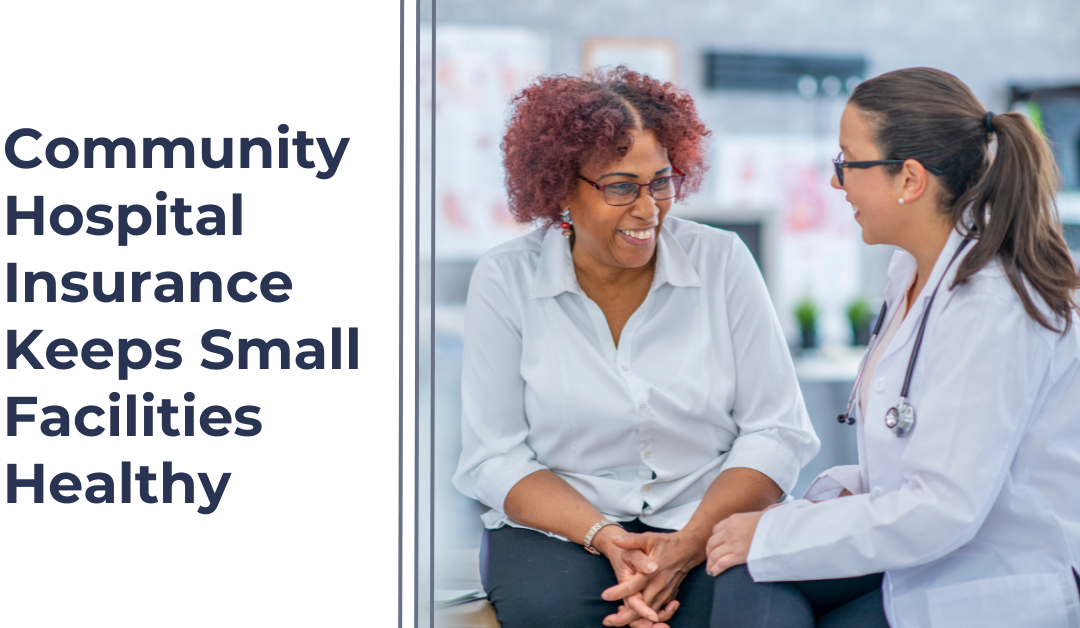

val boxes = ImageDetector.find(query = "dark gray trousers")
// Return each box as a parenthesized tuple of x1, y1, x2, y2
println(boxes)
(482, 520, 888, 628)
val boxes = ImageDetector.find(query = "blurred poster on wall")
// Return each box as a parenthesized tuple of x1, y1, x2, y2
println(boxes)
(715, 135, 861, 344)
(423, 25, 549, 260)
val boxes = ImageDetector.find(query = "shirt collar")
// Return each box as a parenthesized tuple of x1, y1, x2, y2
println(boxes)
(652, 226, 703, 290)
(883, 220, 974, 309)
(529, 226, 579, 299)
(529, 225, 702, 299)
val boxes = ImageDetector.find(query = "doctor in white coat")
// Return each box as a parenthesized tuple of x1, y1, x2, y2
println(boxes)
(701, 67, 1080, 628)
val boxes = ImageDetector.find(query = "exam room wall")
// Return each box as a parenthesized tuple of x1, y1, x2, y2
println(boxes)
(421, 0, 1080, 587)
(430, 0, 1080, 112)
(429, 0, 1080, 296)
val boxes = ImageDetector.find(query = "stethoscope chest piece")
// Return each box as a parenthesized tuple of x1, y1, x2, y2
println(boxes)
(885, 400, 916, 437)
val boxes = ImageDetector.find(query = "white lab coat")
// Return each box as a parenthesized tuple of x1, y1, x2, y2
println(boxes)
(747, 225, 1080, 628)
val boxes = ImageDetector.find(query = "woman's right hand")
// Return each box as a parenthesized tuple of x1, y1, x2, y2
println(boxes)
(607, 600, 679, 628)
(501, 473, 679, 625)
(593, 528, 680, 628)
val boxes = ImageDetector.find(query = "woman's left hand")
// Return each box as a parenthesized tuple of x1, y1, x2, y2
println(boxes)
(600, 530, 705, 627)
(704, 510, 766, 576)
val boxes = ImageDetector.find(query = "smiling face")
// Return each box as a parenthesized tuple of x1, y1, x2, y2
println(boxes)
(832, 104, 910, 246)
(564, 129, 673, 271)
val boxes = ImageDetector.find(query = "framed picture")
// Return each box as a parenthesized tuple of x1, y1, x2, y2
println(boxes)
(583, 38, 679, 84)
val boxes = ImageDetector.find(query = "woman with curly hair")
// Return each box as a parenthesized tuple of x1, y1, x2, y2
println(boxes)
(452, 67, 820, 627)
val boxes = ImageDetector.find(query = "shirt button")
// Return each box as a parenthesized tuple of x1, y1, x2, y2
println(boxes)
(873, 378, 886, 392)
(639, 404, 647, 412)
(621, 365, 629, 371)
(643, 485, 650, 492)
(643, 450, 652, 458)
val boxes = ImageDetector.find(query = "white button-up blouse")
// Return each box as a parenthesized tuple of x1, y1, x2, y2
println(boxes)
(748, 225, 1080, 627)
(452, 216, 820, 534)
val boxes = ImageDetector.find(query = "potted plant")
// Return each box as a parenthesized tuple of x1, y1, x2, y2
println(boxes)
(847, 297, 874, 346)
(794, 297, 819, 350)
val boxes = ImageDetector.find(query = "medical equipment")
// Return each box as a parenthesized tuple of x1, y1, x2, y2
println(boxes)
(838, 239, 971, 437)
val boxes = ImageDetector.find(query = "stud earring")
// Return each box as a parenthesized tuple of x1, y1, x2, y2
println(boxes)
(898, 198, 905, 205)
(560, 208, 573, 238)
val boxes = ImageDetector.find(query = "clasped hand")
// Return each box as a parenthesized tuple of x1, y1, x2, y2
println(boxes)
(596, 529, 702, 628)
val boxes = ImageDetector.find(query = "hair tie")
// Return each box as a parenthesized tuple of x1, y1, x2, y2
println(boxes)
(985, 111, 995, 133)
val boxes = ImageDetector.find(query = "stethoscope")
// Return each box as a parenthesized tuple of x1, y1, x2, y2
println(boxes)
(838, 238, 971, 437)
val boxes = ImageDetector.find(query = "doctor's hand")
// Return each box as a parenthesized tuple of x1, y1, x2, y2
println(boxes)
(600, 530, 703, 627)
(704, 510, 765, 577)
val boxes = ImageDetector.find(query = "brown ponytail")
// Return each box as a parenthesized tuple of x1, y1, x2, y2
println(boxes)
(850, 67, 1080, 332)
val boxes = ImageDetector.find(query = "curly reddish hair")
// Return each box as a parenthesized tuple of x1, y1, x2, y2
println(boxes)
(502, 66, 711, 226)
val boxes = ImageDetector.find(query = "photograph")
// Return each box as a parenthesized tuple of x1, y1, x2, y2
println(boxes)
(417, 1, 1080, 627)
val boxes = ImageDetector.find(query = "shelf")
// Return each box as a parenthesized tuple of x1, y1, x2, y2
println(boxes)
(793, 344, 864, 383)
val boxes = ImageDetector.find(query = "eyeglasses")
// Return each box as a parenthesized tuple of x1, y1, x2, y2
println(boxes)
(832, 152, 943, 186)
(577, 168, 686, 206)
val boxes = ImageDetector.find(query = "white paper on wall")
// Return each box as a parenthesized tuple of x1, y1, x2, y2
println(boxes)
(715, 134, 863, 344)
(422, 25, 549, 260)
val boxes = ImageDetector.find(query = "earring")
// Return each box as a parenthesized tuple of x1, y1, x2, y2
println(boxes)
(898, 198, 905, 205)
(560, 208, 573, 238)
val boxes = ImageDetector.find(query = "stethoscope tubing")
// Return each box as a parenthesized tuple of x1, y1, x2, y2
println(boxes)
(839, 302, 888, 425)
(839, 238, 972, 433)
(901, 288, 939, 400)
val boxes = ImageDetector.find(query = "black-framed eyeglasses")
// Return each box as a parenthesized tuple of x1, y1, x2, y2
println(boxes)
(577, 167, 686, 206)
(832, 152, 943, 186)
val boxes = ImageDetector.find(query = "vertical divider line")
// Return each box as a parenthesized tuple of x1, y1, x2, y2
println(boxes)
(429, 5, 438, 628)
(397, 0, 406, 622)
(415, 0, 424, 624)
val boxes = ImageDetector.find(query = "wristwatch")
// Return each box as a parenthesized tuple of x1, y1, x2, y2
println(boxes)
(583, 519, 624, 556)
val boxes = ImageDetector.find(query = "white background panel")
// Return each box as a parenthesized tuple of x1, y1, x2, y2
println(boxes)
(0, 2, 413, 626)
